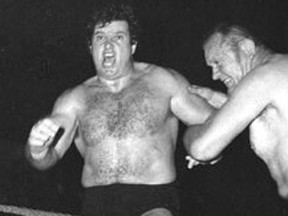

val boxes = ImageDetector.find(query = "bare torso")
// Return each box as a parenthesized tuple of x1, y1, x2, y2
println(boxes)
(74, 65, 179, 187)
(249, 55, 288, 198)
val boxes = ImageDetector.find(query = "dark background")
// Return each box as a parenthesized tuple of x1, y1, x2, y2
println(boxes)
(0, 0, 287, 215)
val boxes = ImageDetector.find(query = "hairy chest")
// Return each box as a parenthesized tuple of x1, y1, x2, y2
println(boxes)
(79, 83, 169, 144)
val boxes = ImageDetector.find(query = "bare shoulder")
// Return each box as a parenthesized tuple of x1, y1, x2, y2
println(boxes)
(246, 55, 288, 88)
(262, 54, 288, 95)
(231, 54, 288, 104)
(83, 76, 98, 86)
(53, 84, 86, 114)
(135, 62, 188, 91)
(267, 54, 288, 78)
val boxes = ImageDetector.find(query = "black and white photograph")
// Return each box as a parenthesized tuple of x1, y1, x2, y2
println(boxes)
(0, 0, 287, 215)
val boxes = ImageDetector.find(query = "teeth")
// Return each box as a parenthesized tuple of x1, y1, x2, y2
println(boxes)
(224, 79, 230, 85)
(104, 53, 114, 57)
(103, 54, 115, 67)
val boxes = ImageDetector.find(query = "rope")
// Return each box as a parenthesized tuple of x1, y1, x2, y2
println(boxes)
(0, 204, 77, 216)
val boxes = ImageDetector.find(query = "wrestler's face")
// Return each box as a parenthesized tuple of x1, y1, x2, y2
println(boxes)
(204, 34, 243, 93)
(90, 21, 137, 80)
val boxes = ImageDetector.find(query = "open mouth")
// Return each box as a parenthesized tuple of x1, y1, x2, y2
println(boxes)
(103, 53, 115, 68)
(223, 78, 233, 87)
(223, 79, 230, 86)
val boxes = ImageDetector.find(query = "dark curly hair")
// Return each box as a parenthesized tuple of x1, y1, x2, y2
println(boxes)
(86, 1, 141, 47)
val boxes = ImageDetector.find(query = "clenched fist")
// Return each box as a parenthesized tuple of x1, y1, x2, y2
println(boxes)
(27, 118, 60, 160)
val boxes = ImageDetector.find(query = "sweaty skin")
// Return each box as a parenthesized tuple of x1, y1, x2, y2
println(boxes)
(58, 63, 213, 187)
(184, 31, 288, 199)
(26, 19, 214, 215)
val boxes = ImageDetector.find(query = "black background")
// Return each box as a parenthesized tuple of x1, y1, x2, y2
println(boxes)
(0, 0, 287, 215)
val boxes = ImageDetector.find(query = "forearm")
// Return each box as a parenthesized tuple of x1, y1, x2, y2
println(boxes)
(25, 144, 60, 170)
(183, 124, 222, 162)
(208, 92, 228, 109)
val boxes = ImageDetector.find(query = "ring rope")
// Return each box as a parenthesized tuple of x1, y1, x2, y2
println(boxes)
(0, 204, 77, 216)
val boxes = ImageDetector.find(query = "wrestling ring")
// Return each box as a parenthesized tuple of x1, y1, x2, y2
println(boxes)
(0, 204, 76, 216)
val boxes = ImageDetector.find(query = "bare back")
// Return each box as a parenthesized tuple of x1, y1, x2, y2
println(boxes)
(75, 64, 181, 187)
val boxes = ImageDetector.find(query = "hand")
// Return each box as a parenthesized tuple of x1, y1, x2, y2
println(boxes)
(186, 155, 222, 169)
(185, 155, 201, 169)
(28, 118, 60, 159)
(188, 85, 228, 108)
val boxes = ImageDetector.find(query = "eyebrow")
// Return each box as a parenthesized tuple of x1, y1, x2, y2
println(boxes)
(94, 30, 128, 34)
(113, 31, 128, 35)
(93, 31, 104, 36)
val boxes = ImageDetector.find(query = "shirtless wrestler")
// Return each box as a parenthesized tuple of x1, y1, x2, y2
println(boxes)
(26, 2, 214, 215)
(184, 23, 288, 200)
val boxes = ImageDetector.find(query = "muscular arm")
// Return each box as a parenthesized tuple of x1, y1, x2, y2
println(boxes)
(169, 70, 215, 126)
(187, 85, 228, 109)
(26, 89, 81, 170)
(184, 69, 272, 162)
(161, 69, 216, 166)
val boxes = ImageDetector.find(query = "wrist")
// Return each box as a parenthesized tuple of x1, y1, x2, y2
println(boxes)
(30, 148, 49, 160)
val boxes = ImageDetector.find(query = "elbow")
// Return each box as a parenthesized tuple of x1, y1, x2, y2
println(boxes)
(183, 127, 222, 163)
(186, 138, 220, 163)
(190, 143, 215, 162)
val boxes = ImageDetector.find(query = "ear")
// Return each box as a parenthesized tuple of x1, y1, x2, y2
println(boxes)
(239, 39, 255, 56)
(88, 44, 92, 54)
(131, 43, 137, 55)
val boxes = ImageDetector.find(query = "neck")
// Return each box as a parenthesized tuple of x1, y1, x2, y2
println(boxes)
(98, 68, 134, 92)
(250, 46, 272, 70)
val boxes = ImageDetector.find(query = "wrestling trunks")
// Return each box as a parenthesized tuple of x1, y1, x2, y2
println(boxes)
(81, 182, 179, 216)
